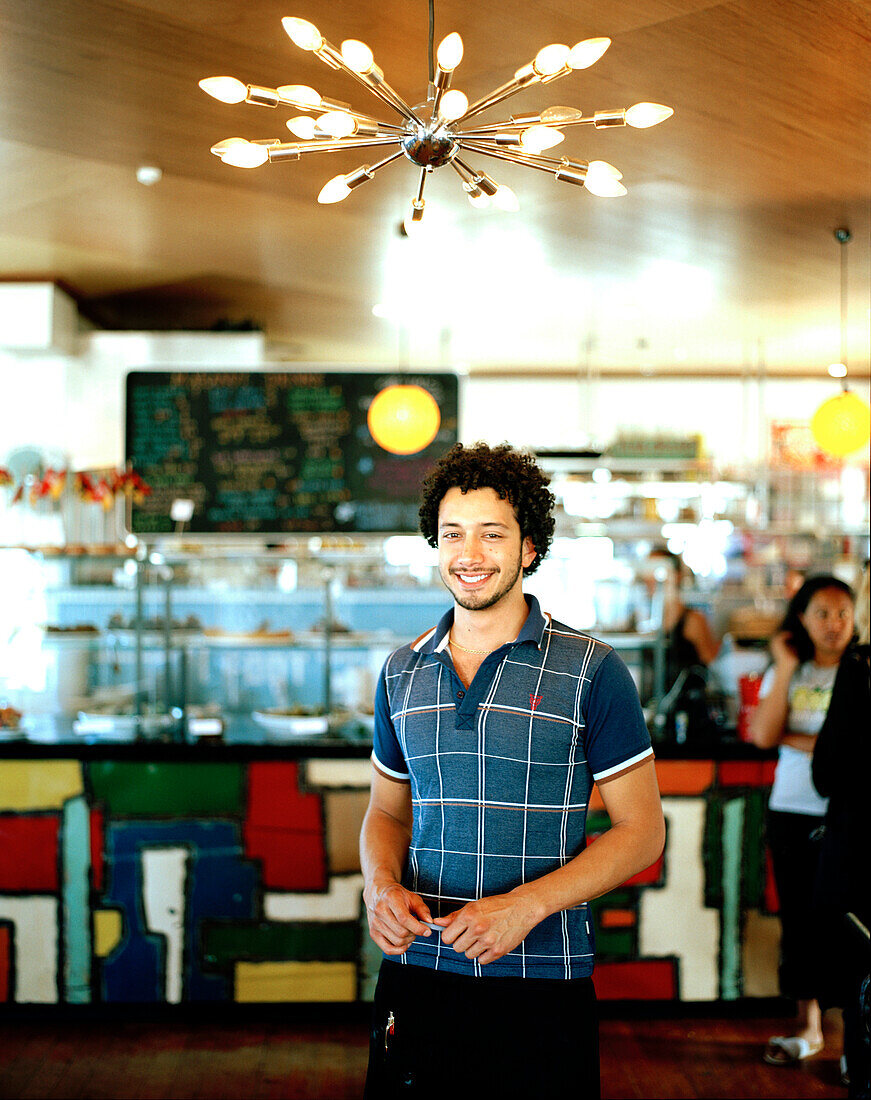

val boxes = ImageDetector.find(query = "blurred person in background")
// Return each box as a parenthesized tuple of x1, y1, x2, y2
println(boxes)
(643, 546, 720, 688)
(812, 563, 870, 1097)
(751, 574, 856, 1067)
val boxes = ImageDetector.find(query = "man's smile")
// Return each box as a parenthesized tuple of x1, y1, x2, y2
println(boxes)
(452, 571, 496, 588)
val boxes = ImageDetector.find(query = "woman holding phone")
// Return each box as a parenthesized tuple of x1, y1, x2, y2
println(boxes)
(750, 574, 856, 1067)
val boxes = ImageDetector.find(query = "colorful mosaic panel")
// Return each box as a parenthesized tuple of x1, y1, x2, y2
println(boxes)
(0, 756, 781, 1004)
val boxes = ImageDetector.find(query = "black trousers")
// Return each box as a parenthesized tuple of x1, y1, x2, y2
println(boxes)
(364, 959, 600, 1099)
(767, 809, 825, 1001)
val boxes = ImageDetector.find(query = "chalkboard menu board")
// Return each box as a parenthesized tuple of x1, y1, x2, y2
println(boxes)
(125, 371, 458, 534)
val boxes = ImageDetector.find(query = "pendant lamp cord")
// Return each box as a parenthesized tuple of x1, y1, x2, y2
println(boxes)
(836, 226, 851, 389)
(427, 0, 435, 85)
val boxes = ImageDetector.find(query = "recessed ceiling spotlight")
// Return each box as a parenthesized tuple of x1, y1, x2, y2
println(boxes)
(136, 165, 163, 186)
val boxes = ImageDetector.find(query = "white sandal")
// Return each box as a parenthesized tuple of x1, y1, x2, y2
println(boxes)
(763, 1036, 824, 1065)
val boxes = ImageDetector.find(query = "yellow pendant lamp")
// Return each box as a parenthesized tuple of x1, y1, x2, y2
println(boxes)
(811, 391, 870, 457)
(367, 383, 441, 454)
(810, 228, 871, 458)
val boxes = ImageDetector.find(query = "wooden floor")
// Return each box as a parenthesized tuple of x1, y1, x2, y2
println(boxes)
(0, 1007, 847, 1099)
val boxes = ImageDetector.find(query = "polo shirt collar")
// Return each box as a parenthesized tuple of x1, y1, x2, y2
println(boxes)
(416, 593, 548, 655)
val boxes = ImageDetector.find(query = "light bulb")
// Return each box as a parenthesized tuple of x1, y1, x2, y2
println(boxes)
(567, 37, 611, 69)
(276, 84, 322, 109)
(625, 102, 674, 128)
(584, 163, 627, 197)
(540, 106, 585, 125)
(828, 363, 848, 378)
(282, 17, 323, 51)
(519, 124, 565, 152)
(438, 89, 469, 121)
(463, 183, 490, 209)
(533, 44, 571, 77)
(220, 141, 270, 168)
(318, 110, 356, 138)
(317, 174, 352, 204)
(199, 76, 247, 104)
(210, 137, 248, 159)
(341, 39, 374, 73)
(588, 160, 622, 179)
(436, 32, 464, 72)
(493, 185, 520, 212)
(286, 116, 317, 139)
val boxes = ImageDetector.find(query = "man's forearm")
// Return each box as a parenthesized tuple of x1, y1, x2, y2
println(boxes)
(511, 815, 665, 922)
(360, 805, 412, 896)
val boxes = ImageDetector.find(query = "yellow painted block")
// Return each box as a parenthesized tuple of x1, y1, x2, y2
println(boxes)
(235, 961, 356, 1003)
(0, 761, 83, 810)
(93, 910, 124, 958)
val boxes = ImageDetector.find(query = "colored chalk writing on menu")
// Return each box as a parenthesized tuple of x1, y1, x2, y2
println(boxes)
(125, 371, 458, 534)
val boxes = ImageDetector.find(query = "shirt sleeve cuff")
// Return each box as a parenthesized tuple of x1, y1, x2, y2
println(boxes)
(593, 746, 654, 784)
(371, 750, 410, 783)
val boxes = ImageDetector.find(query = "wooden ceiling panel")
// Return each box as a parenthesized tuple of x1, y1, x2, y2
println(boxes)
(0, 0, 868, 374)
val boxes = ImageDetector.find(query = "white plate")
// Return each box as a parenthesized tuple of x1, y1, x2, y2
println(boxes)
(251, 709, 353, 737)
(74, 712, 176, 739)
(252, 710, 329, 737)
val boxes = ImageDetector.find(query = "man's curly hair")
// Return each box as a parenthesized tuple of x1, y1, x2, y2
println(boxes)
(419, 442, 555, 575)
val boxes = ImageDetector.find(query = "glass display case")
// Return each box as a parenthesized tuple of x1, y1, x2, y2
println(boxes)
(0, 540, 672, 746)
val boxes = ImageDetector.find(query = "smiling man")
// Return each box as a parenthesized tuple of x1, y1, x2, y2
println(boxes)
(360, 442, 665, 1098)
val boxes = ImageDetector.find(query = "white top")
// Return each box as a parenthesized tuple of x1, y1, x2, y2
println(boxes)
(760, 660, 836, 816)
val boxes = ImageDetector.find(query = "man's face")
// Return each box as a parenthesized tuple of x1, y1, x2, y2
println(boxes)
(436, 487, 537, 612)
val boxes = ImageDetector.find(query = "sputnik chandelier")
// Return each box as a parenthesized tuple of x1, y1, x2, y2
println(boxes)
(199, 12, 673, 223)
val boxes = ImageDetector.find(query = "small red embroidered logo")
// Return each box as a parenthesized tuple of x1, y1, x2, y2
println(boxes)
(529, 694, 543, 711)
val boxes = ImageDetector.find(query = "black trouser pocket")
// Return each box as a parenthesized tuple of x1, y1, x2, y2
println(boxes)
(364, 970, 433, 1096)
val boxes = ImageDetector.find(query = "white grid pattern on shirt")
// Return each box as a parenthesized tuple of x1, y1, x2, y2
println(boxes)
(381, 612, 649, 978)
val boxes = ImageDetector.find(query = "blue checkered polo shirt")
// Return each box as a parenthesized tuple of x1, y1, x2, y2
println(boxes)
(371, 595, 653, 979)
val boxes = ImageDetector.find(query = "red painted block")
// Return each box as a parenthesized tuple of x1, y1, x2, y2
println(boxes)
(718, 761, 777, 787)
(0, 815, 59, 891)
(90, 809, 104, 892)
(600, 909, 636, 929)
(764, 848, 780, 914)
(594, 959, 678, 1000)
(0, 924, 10, 1001)
(246, 763, 324, 831)
(624, 853, 664, 887)
(244, 826, 327, 891)
(244, 763, 328, 890)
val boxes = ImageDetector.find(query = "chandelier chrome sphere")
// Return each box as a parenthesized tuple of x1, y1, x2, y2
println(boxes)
(200, 15, 673, 225)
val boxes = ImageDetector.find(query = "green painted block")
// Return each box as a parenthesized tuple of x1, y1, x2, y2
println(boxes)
(586, 811, 611, 835)
(590, 889, 632, 915)
(720, 797, 745, 1000)
(594, 928, 635, 959)
(703, 796, 723, 909)
(741, 789, 768, 908)
(201, 921, 358, 965)
(87, 762, 244, 816)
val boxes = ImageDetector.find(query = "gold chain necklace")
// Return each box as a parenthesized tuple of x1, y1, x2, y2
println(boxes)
(448, 633, 496, 655)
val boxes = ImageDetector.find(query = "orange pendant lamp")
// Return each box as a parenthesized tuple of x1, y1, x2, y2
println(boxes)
(810, 228, 871, 458)
(367, 383, 441, 454)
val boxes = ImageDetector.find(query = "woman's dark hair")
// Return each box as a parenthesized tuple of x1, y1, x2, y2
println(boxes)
(777, 574, 855, 662)
(649, 546, 683, 576)
(418, 442, 555, 575)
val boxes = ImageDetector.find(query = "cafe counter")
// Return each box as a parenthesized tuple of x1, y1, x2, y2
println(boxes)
(0, 730, 780, 1007)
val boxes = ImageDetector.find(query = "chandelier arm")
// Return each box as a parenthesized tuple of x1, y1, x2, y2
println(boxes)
(415, 167, 428, 204)
(312, 39, 424, 126)
(455, 117, 543, 137)
(369, 149, 407, 174)
(457, 140, 569, 173)
(450, 158, 476, 183)
(458, 74, 539, 124)
(267, 136, 404, 161)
